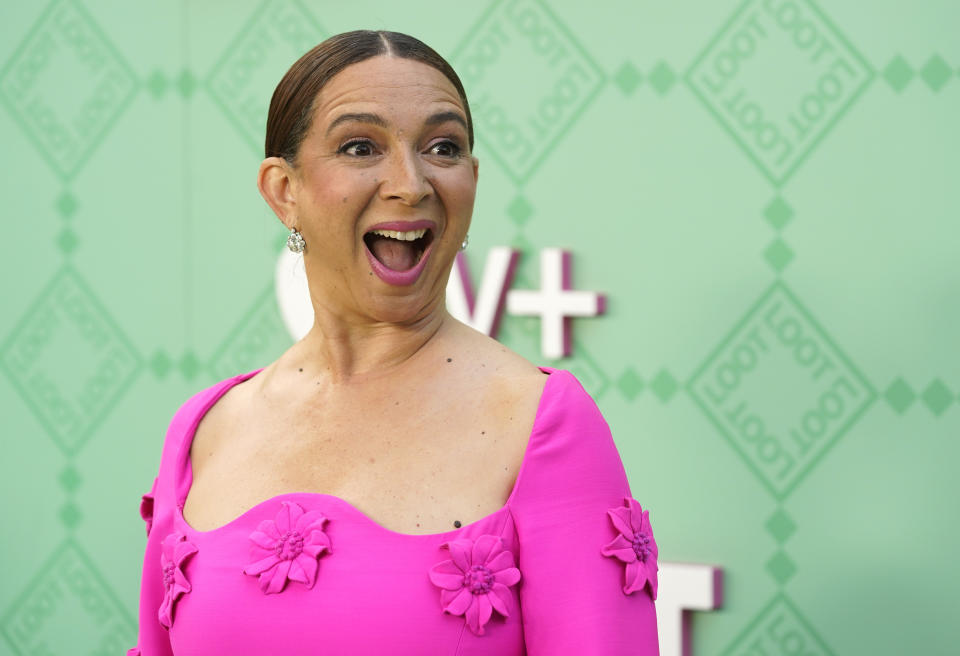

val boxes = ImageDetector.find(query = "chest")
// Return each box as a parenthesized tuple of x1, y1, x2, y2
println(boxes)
(168, 501, 525, 655)
(182, 387, 534, 535)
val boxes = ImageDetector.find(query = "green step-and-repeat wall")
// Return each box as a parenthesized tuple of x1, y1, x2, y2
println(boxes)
(1, 1, 957, 654)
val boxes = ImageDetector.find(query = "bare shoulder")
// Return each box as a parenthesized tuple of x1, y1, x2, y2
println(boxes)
(446, 320, 549, 413)
(187, 374, 258, 473)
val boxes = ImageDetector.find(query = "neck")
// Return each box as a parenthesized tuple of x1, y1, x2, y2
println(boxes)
(291, 302, 450, 384)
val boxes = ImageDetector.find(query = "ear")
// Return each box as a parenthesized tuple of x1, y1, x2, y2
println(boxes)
(257, 157, 300, 229)
(471, 155, 479, 183)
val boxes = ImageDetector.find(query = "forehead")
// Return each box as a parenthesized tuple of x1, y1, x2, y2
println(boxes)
(312, 56, 465, 125)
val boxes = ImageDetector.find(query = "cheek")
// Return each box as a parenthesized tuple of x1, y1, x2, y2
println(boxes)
(303, 171, 372, 230)
(308, 171, 351, 207)
(441, 171, 478, 215)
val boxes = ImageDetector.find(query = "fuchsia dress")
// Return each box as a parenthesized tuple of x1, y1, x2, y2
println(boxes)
(129, 367, 659, 655)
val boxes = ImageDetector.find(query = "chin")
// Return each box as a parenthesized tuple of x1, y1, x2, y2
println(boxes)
(364, 283, 446, 326)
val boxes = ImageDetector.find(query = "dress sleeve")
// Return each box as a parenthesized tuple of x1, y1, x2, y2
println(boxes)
(128, 375, 247, 655)
(509, 370, 659, 655)
(128, 474, 174, 656)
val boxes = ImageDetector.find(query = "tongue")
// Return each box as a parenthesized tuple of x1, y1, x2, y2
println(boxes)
(369, 236, 417, 271)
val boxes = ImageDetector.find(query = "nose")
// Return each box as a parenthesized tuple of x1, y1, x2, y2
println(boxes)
(379, 149, 432, 206)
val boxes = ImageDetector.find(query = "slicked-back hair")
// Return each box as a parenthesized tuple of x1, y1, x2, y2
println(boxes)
(264, 30, 474, 165)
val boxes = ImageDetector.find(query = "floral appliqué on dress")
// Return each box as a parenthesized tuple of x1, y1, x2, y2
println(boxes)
(242, 500, 332, 594)
(159, 532, 199, 629)
(139, 477, 157, 537)
(600, 496, 658, 599)
(429, 534, 521, 636)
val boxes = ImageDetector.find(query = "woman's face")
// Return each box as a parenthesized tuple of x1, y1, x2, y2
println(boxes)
(286, 55, 478, 325)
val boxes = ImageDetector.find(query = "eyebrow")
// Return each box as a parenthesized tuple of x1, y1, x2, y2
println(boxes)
(325, 110, 468, 136)
(424, 111, 468, 131)
(326, 112, 387, 136)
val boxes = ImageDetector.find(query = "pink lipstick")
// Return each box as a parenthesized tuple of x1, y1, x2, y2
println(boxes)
(363, 220, 437, 286)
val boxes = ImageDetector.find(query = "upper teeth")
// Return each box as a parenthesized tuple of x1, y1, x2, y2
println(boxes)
(371, 229, 427, 241)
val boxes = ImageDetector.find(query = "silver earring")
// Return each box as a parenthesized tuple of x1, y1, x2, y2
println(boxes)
(460, 233, 469, 251)
(286, 228, 305, 253)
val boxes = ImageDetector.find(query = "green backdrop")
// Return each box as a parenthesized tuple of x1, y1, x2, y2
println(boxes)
(1, 1, 957, 654)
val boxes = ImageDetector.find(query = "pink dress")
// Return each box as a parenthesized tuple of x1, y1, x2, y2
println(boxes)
(129, 367, 659, 655)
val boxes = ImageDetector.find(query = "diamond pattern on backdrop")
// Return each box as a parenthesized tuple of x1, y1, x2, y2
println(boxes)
(685, 0, 873, 187)
(919, 54, 953, 92)
(0, 0, 138, 180)
(452, 0, 605, 185)
(883, 376, 956, 416)
(722, 595, 836, 656)
(0, 540, 136, 653)
(208, 283, 292, 381)
(765, 508, 797, 544)
(0, 267, 142, 456)
(549, 339, 610, 402)
(0, 1, 957, 653)
(687, 281, 876, 500)
(207, 0, 325, 156)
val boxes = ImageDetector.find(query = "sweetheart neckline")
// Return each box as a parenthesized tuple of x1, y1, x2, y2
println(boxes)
(174, 366, 559, 539)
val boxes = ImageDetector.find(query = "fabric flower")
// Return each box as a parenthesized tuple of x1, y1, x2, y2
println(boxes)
(139, 486, 155, 537)
(429, 534, 521, 636)
(601, 496, 658, 599)
(159, 532, 198, 629)
(242, 500, 332, 594)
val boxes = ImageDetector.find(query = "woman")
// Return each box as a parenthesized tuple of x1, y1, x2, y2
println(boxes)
(130, 30, 659, 655)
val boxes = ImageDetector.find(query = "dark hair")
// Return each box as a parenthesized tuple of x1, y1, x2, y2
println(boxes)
(265, 30, 473, 164)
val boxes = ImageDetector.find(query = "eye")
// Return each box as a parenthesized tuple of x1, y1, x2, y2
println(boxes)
(427, 140, 462, 158)
(339, 139, 377, 157)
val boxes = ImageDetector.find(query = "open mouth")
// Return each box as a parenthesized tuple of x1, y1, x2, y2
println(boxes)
(363, 227, 434, 272)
